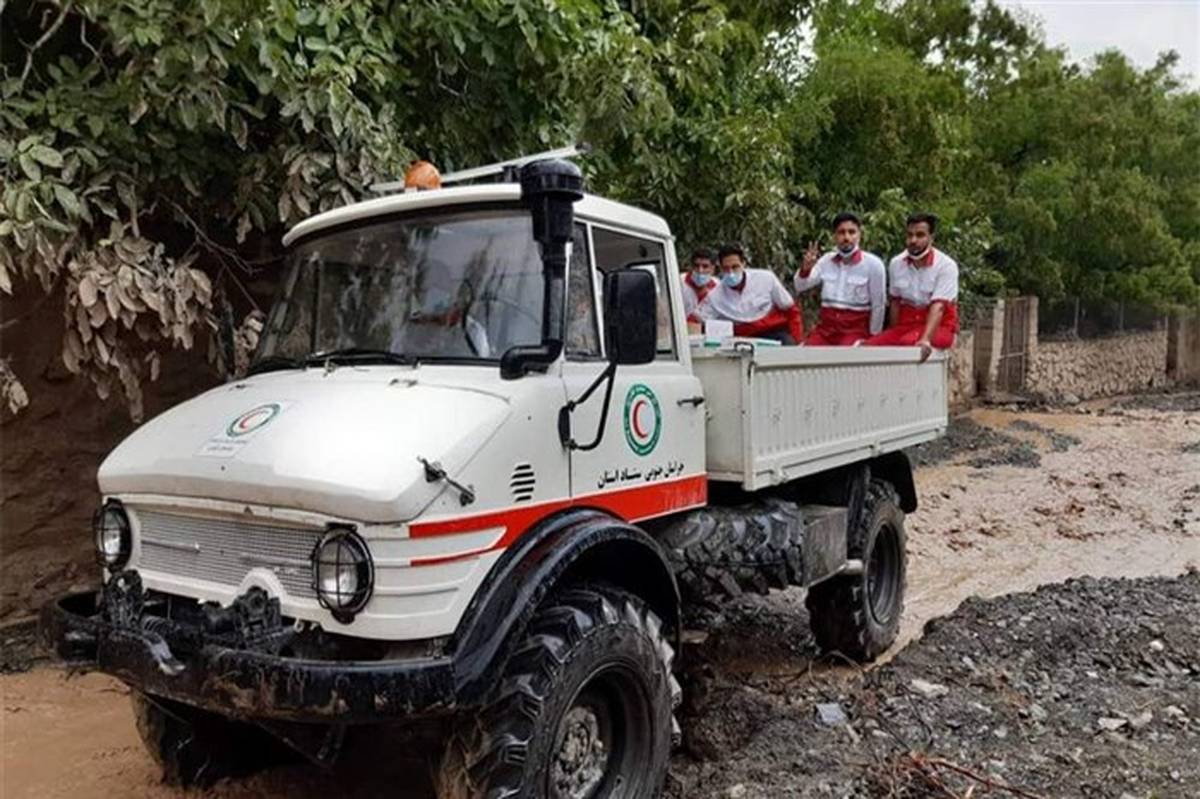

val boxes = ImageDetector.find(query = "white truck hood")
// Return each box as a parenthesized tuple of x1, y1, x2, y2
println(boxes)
(98, 369, 511, 522)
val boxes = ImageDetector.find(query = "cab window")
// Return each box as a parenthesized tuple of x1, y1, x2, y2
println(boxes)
(591, 227, 676, 359)
(565, 224, 601, 359)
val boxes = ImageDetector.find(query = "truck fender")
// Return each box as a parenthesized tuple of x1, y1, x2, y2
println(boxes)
(449, 507, 680, 706)
(869, 451, 918, 513)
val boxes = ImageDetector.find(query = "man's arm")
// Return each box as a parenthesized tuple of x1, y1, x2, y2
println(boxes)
(888, 297, 902, 328)
(917, 259, 959, 359)
(793, 267, 823, 294)
(916, 302, 945, 361)
(868, 260, 887, 335)
(793, 241, 821, 294)
(770, 272, 796, 310)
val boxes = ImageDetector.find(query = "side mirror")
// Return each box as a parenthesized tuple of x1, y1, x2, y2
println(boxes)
(604, 269, 657, 365)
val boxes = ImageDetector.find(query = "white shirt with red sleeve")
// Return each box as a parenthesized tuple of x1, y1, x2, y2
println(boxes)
(794, 249, 887, 334)
(680, 273, 715, 320)
(888, 248, 958, 307)
(703, 268, 795, 323)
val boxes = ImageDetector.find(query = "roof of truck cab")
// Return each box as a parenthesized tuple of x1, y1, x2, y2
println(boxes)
(281, 183, 673, 247)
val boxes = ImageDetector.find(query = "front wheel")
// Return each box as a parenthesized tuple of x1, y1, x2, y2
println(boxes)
(437, 584, 679, 799)
(805, 479, 907, 661)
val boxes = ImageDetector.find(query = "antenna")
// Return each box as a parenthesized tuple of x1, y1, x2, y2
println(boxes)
(370, 144, 587, 194)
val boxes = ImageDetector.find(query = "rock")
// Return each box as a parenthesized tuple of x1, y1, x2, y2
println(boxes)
(814, 702, 847, 726)
(1148, 639, 1165, 652)
(1129, 711, 1153, 730)
(1026, 703, 1048, 722)
(910, 678, 949, 698)
(1098, 717, 1128, 732)
(1062, 393, 1081, 405)
(1163, 705, 1186, 720)
(727, 784, 747, 798)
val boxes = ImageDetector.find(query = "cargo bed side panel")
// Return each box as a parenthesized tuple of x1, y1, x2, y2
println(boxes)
(694, 345, 948, 490)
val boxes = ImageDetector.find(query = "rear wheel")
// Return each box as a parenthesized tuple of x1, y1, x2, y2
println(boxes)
(131, 691, 283, 786)
(437, 584, 679, 799)
(805, 479, 907, 661)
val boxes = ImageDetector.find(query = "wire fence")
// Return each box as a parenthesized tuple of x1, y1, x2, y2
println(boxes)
(1038, 298, 1168, 341)
(958, 295, 1000, 330)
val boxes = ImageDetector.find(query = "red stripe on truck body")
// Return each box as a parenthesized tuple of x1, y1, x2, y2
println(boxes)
(408, 474, 707, 566)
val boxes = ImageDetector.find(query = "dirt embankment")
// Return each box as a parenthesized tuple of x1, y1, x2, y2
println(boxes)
(2, 400, 1198, 798)
(1, 287, 219, 622)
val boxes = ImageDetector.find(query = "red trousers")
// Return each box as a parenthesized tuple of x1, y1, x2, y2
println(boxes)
(865, 302, 958, 349)
(805, 307, 872, 346)
(733, 305, 804, 345)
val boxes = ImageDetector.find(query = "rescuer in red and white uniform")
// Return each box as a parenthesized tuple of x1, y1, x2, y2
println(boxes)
(865, 212, 959, 361)
(680, 247, 717, 326)
(704, 242, 803, 344)
(793, 212, 887, 345)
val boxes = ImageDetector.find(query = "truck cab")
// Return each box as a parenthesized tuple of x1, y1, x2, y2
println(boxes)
(44, 157, 946, 799)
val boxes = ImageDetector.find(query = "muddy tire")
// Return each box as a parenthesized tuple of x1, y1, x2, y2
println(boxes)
(131, 691, 279, 786)
(805, 479, 906, 662)
(658, 499, 806, 602)
(436, 584, 679, 799)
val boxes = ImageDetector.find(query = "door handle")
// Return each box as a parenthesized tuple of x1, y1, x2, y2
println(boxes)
(677, 396, 705, 407)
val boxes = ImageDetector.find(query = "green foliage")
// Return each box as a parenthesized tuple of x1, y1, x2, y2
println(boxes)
(1, 0, 1197, 417)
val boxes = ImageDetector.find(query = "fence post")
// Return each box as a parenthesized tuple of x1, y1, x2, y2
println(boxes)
(1073, 296, 1080, 338)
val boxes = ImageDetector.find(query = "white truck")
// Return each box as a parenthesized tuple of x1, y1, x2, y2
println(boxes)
(43, 157, 947, 798)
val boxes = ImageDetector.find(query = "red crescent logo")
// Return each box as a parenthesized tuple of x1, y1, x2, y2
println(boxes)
(631, 398, 649, 439)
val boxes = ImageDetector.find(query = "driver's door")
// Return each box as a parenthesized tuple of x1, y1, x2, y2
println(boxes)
(562, 224, 707, 518)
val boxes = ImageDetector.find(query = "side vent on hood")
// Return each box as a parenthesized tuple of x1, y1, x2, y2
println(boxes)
(510, 463, 536, 503)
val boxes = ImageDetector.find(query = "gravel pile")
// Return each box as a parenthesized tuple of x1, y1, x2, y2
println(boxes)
(909, 419, 1020, 467)
(669, 572, 1200, 798)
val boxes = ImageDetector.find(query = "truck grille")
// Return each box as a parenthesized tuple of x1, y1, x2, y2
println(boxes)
(136, 509, 322, 600)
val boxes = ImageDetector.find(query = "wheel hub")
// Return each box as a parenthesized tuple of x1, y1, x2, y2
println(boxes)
(551, 704, 610, 799)
(867, 524, 901, 624)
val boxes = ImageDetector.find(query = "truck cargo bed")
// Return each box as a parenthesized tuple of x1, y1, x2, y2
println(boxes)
(693, 343, 948, 490)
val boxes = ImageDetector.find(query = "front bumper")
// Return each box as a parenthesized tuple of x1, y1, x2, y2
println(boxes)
(40, 589, 457, 724)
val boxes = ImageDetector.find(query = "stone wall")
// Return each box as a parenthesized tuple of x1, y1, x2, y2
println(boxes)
(1025, 330, 1169, 402)
(947, 329, 976, 409)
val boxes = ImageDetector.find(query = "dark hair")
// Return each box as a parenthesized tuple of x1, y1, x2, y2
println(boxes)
(690, 247, 716, 264)
(831, 212, 861, 230)
(905, 212, 938, 234)
(717, 243, 745, 261)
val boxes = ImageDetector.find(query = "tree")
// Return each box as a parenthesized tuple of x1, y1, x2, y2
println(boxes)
(2, 0, 1197, 419)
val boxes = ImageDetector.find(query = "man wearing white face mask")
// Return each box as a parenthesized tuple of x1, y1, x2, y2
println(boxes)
(681, 247, 718, 326)
(793, 212, 887, 345)
(864, 212, 959, 361)
(704, 242, 803, 344)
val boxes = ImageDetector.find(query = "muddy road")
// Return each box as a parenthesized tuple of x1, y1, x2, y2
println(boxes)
(2, 399, 1198, 798)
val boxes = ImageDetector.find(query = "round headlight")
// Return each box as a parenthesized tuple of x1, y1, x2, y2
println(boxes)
(312, 527, 373, 622)
(94, 501, 131, 569)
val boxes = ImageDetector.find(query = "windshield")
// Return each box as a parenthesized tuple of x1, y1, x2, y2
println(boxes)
(257, 207, 544, 364)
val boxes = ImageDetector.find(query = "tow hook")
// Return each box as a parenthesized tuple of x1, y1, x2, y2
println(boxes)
(103, 571, 184, 676)
(143, 630, 185, 676)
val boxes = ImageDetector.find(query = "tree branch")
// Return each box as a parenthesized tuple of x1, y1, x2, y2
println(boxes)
(18, 0, 76, 86)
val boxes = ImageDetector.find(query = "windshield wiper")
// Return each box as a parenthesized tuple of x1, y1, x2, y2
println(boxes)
(304, 348, 418, 367)
(246, 355, 307, 376)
